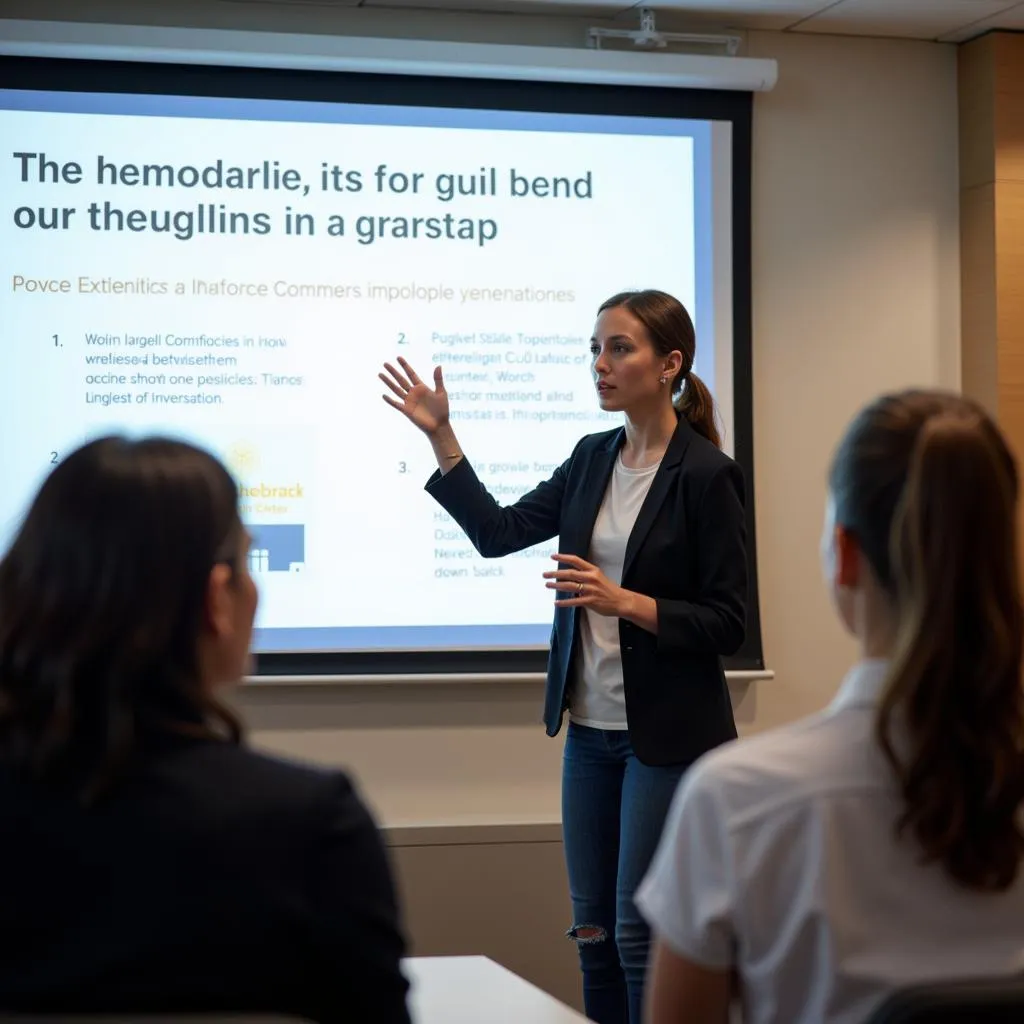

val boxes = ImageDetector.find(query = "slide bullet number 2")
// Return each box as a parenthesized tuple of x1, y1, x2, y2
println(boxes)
(397, 332, 407, 345)
(49, 451, 58, 465)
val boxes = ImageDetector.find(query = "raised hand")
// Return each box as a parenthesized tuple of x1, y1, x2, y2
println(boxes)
(380, 357, 450, 436)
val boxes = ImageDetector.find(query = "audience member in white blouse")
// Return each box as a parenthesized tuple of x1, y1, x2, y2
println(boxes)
(635, 389, 1024, 1024)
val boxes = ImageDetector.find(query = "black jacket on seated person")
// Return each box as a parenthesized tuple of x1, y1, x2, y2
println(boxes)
(426, 416, 747, 767)
(0, 732, 411, 1024)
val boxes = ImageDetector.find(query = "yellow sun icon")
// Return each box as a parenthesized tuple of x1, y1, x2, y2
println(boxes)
(225, 442, 259, 478)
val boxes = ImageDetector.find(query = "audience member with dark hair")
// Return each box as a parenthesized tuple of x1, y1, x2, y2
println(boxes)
(637, 390, 1024, 1024)
(0, 436, 411, 1023)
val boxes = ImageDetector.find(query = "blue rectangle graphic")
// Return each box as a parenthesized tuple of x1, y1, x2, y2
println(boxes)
(247, 523, 305, 573)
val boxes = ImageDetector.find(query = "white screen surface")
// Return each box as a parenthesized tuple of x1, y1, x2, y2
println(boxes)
(0, 89, 734, 653)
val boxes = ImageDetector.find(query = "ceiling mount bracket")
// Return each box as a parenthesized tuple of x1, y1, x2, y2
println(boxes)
(587, 7, 742, 55)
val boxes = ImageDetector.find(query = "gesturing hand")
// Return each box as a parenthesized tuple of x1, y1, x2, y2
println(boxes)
(544, 553, 629, 617)
(380, 357, 450, 435)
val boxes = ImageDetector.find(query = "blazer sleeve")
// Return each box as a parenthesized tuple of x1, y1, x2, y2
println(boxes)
(656, 460, 747, 656)
(423, 442, 581, 557)
(304, 773, 411, 1024)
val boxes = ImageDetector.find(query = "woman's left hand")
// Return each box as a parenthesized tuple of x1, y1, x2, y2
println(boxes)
(544, 553, 629, 617)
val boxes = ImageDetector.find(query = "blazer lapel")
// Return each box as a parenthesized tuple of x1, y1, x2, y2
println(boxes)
(621, 417, 694, 581)
(568, 428, 622, 557)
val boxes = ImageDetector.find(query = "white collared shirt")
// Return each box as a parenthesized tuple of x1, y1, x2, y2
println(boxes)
(635, 660, 1024, 1024)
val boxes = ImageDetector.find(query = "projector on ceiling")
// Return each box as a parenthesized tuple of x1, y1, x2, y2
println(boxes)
(588, 8, 741, 56)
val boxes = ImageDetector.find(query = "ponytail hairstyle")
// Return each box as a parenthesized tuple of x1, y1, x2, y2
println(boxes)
(829, 390, 1024, 892)
(598, 290, 722, 448)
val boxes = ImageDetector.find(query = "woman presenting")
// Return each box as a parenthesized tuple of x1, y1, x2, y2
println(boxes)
(381, 289, 747, 1024)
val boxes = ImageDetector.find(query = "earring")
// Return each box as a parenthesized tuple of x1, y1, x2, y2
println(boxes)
(659, 376, 668, 385)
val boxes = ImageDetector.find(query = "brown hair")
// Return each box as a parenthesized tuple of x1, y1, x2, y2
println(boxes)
(598, 289, 722, 448)
(829, 390, 1024, 891)
(0, 436, 245, 803)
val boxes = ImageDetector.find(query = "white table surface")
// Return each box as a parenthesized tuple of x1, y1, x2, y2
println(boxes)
(405, 955, 588, 1024)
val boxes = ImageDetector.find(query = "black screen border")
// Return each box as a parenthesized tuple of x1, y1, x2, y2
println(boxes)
(0, 54, 763, 677)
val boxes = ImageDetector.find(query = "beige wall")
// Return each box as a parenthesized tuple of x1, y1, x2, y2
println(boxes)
(744, 28, 960, 730)
(1, 0, 960, 825)
(1, 4, 962, 1004)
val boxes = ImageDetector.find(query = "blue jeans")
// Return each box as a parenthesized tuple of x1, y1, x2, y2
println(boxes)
(562, 723, 688, 1024)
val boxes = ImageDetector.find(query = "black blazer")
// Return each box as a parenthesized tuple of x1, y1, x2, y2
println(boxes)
(0, 734, 410, 1024)
(426, 416, 747, 766)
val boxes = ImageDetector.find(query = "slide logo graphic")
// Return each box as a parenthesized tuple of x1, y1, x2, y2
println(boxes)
(225, 441, 259, 476)
(247, 524, 305, 574)
(225, 439, 307, 514)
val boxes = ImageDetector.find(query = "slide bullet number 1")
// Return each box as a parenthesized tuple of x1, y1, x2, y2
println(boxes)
(52, 334, 61, 348)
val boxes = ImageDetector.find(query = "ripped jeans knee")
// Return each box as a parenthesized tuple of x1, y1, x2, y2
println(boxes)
(566, 923, 610, 946)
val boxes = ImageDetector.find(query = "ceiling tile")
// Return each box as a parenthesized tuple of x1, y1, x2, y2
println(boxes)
(216, 0, 364, 10)
(362, 0, 633, 13)
(628, 1, 832, 31)
(795, 0, 1022, 40)
(939, 0, 1024, 40)
(358, 0, 832, 31)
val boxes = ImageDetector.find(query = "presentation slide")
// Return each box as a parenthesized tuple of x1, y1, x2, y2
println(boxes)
(0, 86, 734, 654)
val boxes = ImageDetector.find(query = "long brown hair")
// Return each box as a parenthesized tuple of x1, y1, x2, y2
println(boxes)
(0, 436, 245, 803)
(598, 289, 722, 448)
(829, 390, 1024, 891)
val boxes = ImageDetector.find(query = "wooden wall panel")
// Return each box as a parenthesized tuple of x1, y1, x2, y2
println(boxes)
(960, 33, 1024, 467)
(993, 35, 1024, 184)
(959, 35, 995, 191)
(960, 182, 997, 413)
(995, 181, 1024, 454)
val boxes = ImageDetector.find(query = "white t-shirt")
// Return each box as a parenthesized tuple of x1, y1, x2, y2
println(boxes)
(568, 451, 660, 730)
(635, 660, 1024, 1024)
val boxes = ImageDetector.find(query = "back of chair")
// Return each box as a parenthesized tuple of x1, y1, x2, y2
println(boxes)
(867, 978, 1024, 1023)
